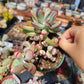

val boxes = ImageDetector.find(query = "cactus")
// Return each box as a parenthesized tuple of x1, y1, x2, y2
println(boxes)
(19, 8, 62, 47)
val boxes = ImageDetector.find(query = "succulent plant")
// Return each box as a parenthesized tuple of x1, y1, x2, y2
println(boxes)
(0, 66, 7, 75)
(2, 58, 12, 69)
(2, 79, 17, 84)
(0, 34, 9, 47)
(19, 8, 62, 47)
(2, 47, 10, 58)
(24, 77, 47, 84)
(18, 8, 64, 72)
(2, 34, 9, 42)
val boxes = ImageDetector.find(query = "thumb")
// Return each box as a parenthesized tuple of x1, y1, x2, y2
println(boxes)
(59, 37, 75, 55)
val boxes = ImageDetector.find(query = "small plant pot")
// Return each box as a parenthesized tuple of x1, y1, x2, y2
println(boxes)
(25, 33, 65, 73)
(74, 14, 81, 19)
(58, 10, 63, 16)
(51, 59, 73, 84)
(81, 15, 84, 20)
(65, 10, 72, 17)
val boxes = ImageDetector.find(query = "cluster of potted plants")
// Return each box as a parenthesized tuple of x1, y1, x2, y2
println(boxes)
(0, 7, 74, 84)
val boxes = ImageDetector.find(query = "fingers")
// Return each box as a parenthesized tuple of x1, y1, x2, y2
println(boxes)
(59, 37, 75, 55)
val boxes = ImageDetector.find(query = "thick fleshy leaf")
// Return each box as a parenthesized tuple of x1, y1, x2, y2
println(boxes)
(25, 49, 34, 61)
(44, 37, 58, 47)
(41, 29, 48, 35)
(23, 63, 36, 74)
(31, 22, 43, 29)
(52, 48, 57, 55)
(14, 52, 22, 58)
(46, 11, 56, 22)
(44, 8, 51, 20)
(52, 37, 58, 44)
(48, 29, 54, 33)
(49, 13, 57, 23)
(49, 10, 58, 23)
(23, 47, 30, 53)
(22, 41, 30, 48)
(19, 26, 34, 32)
(46, 51, 52, 59)
(46, 22, 52, 27)
(26, 32, 37, 37)
(29, 44, 36, 52)
(50, 21, 62, 29)
(36, 8, 43, 24)
(30, 10, 38, 22)
(47, 46, 54, 52)
(53, 27, 62, 33)
(11, 64, 24, 74)
(19, 28, 28, 34)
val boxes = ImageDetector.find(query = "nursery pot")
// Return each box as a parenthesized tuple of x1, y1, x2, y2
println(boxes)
(26, 33, 65, 73)
(52, 59, 73, 84)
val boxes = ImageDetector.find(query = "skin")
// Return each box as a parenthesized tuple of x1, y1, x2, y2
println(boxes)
(59, 26, 84, 71)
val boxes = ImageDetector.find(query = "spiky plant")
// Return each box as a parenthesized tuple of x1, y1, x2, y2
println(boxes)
(19, 8, 62, 47)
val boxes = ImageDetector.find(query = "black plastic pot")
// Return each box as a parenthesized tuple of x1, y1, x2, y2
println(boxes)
(0, 17, 18, 36)
(50, 58, 74, 84)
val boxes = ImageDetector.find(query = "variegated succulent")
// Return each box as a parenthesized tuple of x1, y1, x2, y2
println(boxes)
(19, 8, 62, 47)
(17, 8, 64, 72)
(13, 39, 59, 71)
(24, 77, 47, 84)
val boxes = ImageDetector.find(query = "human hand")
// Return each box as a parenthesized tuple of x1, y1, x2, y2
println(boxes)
(59, 26, 84, 71)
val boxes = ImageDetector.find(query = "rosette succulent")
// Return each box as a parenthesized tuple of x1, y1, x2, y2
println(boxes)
(18, 8, 65, 72)
(19, 8, 62, 47)
(2, 79, 17, 84)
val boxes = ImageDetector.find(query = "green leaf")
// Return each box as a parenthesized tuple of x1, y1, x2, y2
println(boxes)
(44, 8, 51, 20)
(53, 27, 62, 33)
(44, 37, 58, 47)
(30, 10, 38, 22)
(50, 21, 62, 29)
(32, 22, 43, 29)
(19, 26, 34, 32)
(36, 8, 44, 24)
(26, 32, 37, 37)
(46, 11, 56, 22)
